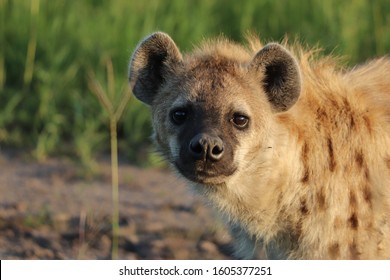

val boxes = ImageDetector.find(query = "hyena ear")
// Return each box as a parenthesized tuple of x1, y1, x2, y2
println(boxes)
(249, 43, 301, 112)
(129, 32, 183, 105)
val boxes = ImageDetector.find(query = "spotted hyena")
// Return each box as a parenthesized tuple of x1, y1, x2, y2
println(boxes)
(128, 32, 390, 259)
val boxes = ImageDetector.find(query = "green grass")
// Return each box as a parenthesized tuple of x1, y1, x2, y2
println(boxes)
(2, 0, 390, 261)
(1, 0, 390, 167)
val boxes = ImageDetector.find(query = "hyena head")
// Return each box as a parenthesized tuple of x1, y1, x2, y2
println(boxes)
(129, 32, 301, 186)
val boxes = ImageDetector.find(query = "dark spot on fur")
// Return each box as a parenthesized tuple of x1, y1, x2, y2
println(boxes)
(330, 98, 339, 110)
(327, 138, 336, 172)
(315, 122, 321, 132)
(315, 107, 328, 122)
(300, 142, 310, 183)
(386, 157, 390, 170)
(328, 243, 340, 259)
(364, 167, 370, 181)
(316, 189, 326, 210)
(349, 115, 356, 129)
(362, 184, 372, 209)
(342, 97, 350, 108)
(300, 199, 309, 215)
(276, 192, 283, 207)
(349, 191, 357, 208)
(301, 142, 309, 161)
(342, 98, 356, 131)
(349, 240, 360, 259)
(355, 152, 364, 169)
(348, 213, 359, 229)
(301, 169, 309, 183)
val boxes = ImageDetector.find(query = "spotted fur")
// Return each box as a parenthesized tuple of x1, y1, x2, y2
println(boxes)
(129, 32, 390, 259)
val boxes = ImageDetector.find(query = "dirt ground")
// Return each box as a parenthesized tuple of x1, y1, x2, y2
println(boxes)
(0, 151, 235, 260)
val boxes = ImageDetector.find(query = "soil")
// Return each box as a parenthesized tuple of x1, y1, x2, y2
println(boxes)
(0, 151, 235, 260)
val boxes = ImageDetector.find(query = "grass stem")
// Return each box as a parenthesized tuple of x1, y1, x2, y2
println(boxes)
(88, 57, 131, 259)
(24, 0, 40, 88)
(110, 117, 119, 260)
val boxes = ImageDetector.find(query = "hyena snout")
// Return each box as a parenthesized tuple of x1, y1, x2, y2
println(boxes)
(189, 133, 224, 161)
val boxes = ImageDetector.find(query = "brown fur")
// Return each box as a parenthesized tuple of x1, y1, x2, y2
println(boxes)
(129, 32, 390, 259)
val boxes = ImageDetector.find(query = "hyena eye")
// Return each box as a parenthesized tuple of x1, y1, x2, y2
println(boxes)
(171, 109, 188, 125)
(231, 113, 249, 129)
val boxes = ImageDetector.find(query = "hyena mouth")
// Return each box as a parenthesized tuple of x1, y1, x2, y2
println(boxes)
(174, 161, 237, 185)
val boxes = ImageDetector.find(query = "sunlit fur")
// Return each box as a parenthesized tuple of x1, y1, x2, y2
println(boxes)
(129, 32, 390, 259)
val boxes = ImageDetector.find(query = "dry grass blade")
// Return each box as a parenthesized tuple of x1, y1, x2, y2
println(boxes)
(87, 60, 131, 260)
(87, 70, 113, 115)
(114, 86, 132, 122)
(106, 58, 115, 101)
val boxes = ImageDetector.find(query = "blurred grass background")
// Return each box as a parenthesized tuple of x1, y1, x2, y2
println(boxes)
(1, 0, 389, 174)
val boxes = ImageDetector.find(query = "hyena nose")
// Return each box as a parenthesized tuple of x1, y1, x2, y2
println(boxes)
(189, 133, 224, 161)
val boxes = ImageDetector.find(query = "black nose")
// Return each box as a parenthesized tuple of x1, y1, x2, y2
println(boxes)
(189, 133, 224, 161)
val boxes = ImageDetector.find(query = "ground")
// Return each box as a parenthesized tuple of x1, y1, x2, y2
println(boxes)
(0, 151, 234, 260)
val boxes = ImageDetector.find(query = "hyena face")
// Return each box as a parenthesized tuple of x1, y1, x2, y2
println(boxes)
(129, 32, 301, 186)
(151, 65, 261, 185)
